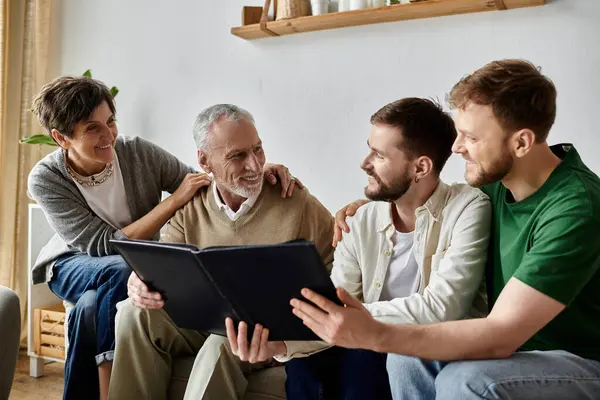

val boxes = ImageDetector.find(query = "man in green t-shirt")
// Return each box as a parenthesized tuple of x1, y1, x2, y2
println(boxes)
(290, 59, 600, 399)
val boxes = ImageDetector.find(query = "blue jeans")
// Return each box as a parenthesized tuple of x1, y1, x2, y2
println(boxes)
(48, 254, 130, 400)
(387, 350, 600, 399)
(285, 347, 392, 400)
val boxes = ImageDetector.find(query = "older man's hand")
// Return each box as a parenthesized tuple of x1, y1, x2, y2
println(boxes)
(290, 287, 384, 351)
(225, 318, 287, 364)
(127, 272, 164, 309)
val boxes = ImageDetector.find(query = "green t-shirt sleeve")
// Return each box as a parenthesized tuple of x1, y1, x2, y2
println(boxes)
(513, 215, 600, 305)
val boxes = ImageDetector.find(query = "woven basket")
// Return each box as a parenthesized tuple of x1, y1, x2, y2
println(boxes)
(276, 0, 311, 20)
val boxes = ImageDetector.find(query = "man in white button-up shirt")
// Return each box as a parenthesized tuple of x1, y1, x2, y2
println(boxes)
(227, 98, 491, 399)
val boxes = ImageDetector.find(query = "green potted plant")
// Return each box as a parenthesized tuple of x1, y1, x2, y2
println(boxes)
(19, 70, 119, 146)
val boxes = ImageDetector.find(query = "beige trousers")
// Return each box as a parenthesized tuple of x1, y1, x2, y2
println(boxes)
(108, 299, 259, 400)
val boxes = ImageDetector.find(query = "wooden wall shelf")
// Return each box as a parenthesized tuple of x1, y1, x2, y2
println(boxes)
(231, 0, 545, 40)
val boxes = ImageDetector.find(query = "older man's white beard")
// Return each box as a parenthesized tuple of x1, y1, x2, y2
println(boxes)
(227, 179, 263, 198)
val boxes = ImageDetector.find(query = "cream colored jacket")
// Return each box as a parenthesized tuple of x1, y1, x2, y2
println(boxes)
(277, 181, 491, 361)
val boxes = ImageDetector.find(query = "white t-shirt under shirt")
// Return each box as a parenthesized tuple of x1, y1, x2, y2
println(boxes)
(72, 151, 132, 229)
(379, 230, 421, 302)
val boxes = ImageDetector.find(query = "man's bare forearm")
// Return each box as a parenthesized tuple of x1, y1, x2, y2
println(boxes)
(370, 318, 513, 361)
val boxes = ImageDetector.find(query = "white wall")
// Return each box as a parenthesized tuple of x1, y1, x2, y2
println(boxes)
(50, 0, 600, 212)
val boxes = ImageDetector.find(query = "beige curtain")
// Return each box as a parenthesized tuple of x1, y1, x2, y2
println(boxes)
(0, 0, 53, 342)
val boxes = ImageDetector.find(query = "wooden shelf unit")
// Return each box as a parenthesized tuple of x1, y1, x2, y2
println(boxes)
(231, 0, 545, 40)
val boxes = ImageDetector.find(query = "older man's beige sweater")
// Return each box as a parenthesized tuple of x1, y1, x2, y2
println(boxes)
(163, 181, 335, 268)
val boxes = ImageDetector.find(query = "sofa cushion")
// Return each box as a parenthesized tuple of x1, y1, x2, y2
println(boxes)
(168, 356, 286, 400)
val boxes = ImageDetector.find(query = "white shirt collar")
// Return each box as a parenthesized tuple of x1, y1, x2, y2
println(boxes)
(213, 184, 259, 221)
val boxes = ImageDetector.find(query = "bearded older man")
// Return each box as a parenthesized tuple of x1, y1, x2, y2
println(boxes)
(108, 104, 334, 400)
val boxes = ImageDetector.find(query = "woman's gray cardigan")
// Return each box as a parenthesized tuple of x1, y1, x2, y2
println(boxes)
(27, 136, 193, 284)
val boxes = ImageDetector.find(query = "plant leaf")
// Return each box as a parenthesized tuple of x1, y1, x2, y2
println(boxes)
(83, 69, 92, 78)
(110, 86, 119, 97)
(19, 134, 58, 146)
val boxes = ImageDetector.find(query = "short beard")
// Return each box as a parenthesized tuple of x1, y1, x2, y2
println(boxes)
(467, 151, 513, 188)
(364, 170, 412, 202)
(226, 178, 263, 198)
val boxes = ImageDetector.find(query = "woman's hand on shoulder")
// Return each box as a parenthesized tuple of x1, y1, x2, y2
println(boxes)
(263, 163, 304, 198)
(169, 173, 212, 209)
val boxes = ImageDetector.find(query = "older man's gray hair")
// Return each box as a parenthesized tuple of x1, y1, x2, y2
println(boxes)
(193, 104, 255, 150)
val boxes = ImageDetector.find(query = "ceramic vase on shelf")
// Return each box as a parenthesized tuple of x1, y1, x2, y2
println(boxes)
(350, 0, 369, 10)
(329, 0, 339, 12)
(311, 0, 330, 15)
(276, 0, 311, 20)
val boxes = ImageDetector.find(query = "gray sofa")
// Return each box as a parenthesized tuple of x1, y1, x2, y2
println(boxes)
(168, 356, 286, 400)
(0, 285, 20, 400)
